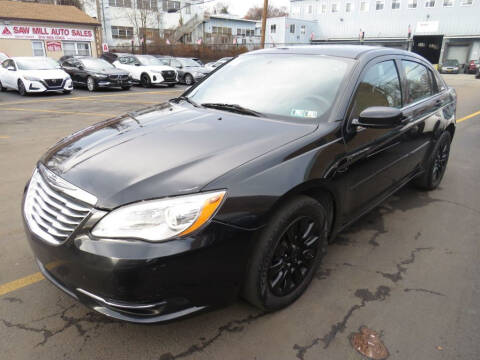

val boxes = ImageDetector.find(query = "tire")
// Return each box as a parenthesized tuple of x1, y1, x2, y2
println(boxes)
(184, 74, 194, 85)
(18, 80, 27, 96)
(63, 90, 72, 94)
(141, 74, 151, 88)
(242, 195, 329, 311)
(121, 86, 131, 90)
(413, 131, 452, 191)
(87, 76, 96, 92)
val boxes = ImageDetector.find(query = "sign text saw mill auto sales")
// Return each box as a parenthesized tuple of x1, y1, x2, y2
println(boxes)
(0, 25, 94, 42)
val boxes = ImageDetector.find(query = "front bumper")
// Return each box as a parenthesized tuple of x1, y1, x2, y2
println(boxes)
(96, 79, 133, 88)
(25, 78, 73, 93)
(23, 204, 255, 323)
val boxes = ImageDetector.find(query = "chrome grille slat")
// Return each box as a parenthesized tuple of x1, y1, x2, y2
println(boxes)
(24, 168, 95, 245)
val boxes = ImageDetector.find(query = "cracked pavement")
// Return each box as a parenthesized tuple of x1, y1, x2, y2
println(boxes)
(1, 76, 480, 359)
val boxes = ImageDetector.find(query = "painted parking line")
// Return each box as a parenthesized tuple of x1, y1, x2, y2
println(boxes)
(0, 89, 182, 106)
(0, 108, 115, 117)
(0, 136, 9, 139)
(457, 109, 480, 123)
(0, 272, 44, 296)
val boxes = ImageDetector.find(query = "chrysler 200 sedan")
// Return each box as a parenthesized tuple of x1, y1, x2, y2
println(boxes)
(23, 46, 456, 323)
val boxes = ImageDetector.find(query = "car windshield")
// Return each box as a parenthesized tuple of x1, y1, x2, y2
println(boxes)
(15, 57, 59, 70)
(180, 58, 201, 67)
(80, 58, 114, 70)
(444, 60, 459, 66)
(136, 55, 164, 66)
(187, 54, 352, 121)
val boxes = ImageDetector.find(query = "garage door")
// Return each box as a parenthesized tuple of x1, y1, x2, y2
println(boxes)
(445, 45, 469, 65)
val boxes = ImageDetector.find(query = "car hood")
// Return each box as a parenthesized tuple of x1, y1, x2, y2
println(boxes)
(184, 66, 210, 74)
(87, 68, 129, 76)
(142, 65, 175, 72)
(21, 69, 68, 79)
(41, 103, 316, 209)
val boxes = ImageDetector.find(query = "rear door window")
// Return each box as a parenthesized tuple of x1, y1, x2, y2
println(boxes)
(402, 60, 434, 104)
(350, 60, 402, 119)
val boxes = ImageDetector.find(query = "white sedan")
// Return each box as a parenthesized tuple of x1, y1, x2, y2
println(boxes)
(112, 54, 178, 87)
(0, 57, 73, 96)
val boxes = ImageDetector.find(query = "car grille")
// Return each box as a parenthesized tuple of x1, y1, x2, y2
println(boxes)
(109, 74, 129, 80)
(162, 71, 176, 81)
(24, 167, 94, 245)
(45, 79, 63, 87)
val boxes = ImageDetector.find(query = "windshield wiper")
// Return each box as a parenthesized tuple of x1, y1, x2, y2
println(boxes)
(170, 96, 201, 108)
(201, 103, 262, 117)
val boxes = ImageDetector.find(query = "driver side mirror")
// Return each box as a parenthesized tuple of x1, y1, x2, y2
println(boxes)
(78, 65, 85, 70)
(7, 66, 15, 71)
(352, 106, 404, 129)
(176, 65, 183, 69)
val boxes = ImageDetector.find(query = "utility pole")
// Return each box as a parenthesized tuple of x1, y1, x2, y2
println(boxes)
(95, 0, 104, 45)
(261, 0, 268, 48)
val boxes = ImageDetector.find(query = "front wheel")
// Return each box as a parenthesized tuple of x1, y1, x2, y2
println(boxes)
(141, 74, 151, 88)
(18, 80, 27, 96)
(414, 131, 452, 190)
(87, 76, 96, 92)
(242, 195, 329, 311)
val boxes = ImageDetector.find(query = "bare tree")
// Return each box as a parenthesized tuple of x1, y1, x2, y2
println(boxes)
(213, 2, 229, 14)
(127, 0, 160, 53)
(244, 5, 288, 20)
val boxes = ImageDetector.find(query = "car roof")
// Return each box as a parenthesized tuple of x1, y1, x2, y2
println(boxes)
(249, 45, 425, 61)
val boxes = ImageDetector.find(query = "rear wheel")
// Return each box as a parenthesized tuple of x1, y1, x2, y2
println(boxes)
(18, 80, 27, 96)
(242, 195, 329, 311)
(141, 74, 151, 88)
(414, 131, 452, 190)
(87, 76, 96, 92)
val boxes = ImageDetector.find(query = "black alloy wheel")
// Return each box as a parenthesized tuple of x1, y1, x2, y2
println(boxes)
(18, 80, 27, 96)
(87, 76, 96, 92)
(242, 195, 330, 311)
(268, 216, 320, 297)
(184, 74, 194, 85)
(141, 74, 151, 88)
(414, 131, 452, 190)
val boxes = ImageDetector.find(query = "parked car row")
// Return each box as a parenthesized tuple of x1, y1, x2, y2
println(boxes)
(0, 52, 221, 96)
(438, 58, 480, 75)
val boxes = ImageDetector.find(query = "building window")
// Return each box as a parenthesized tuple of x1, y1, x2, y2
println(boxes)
(246, 29, 254, 36)
(460, 0, 472, 5)
(321, 3, 327, 13)
(138, 0, 156, 10)
(308, 4, 313, 13)
(109, 0, 131, 7)
(111, 26, 134, 39)
(408, 0, 418, 7)
(425, 0, 435, 6)
(346, 2, 352, 11)
(270, 24, 276, 33)
(443, 0, 454, 5)
(140, 27, 159, 41)
(63, 42, 91, 56)
(290, 24, 296, 33)
(185, 2, 191, 14)
(376, 0, 385, 10)
(162, 0, 180, 10)
(32, 41, 45, 56)
(392, 0, 401, 8)
(360, 0, 370, 10)
(301, 25, 306, 34)
(331, 3, 338, 12)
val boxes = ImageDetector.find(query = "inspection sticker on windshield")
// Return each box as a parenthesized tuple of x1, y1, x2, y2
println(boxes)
(290, 109, 318, 118)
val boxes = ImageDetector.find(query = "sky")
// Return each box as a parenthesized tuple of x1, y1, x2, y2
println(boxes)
(205, 0, 291, 18)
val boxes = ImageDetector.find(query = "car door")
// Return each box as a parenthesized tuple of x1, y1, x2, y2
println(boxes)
(61, 59, 78, 84)
(341, 57, 409, 219)
(75, 60, 89, 85)
(397, 58, 449, 173)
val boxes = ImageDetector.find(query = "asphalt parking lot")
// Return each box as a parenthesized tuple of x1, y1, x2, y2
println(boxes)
(1, 75, 480, 360)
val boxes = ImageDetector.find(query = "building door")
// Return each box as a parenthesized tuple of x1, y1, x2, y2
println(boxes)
(445, 44, 470, 67)
(412, 35, 443, 64)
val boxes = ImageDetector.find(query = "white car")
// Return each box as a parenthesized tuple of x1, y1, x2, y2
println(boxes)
(112, 54, 178, 87)
(0, 57, 73, 96)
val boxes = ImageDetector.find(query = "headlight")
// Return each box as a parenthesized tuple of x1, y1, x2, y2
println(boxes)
(94, 73, 108, 79)
(151, 70, 163, 74)
(24, 76, 41, 81)
(91, 190, 226, 242)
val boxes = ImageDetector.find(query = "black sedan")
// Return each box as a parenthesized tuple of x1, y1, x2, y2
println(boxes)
(23, 46, 456, 323)
(60, 56, 132, 91)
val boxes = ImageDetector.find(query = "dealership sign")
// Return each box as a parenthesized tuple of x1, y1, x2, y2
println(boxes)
(415, 21, 439, 34)
(0, 24, 94, 41)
